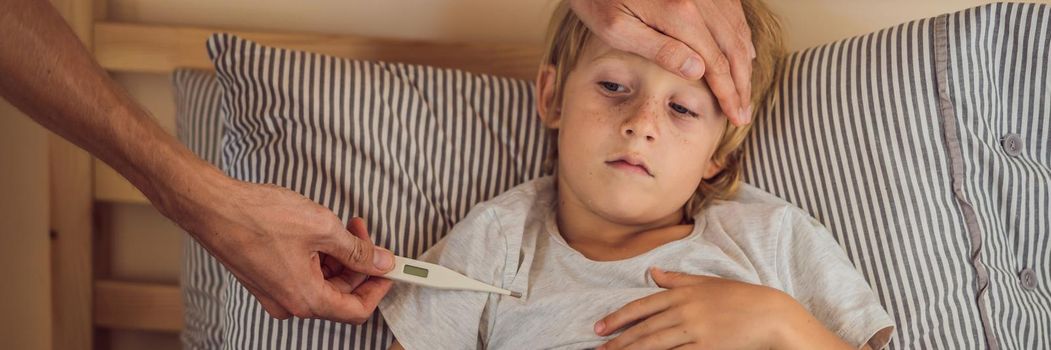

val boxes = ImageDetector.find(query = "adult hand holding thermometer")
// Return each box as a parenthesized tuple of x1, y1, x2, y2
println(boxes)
(383, 256, 521, 298)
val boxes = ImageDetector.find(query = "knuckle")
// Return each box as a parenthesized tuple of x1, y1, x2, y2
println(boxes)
(602, 11, 628, 30)
(708, 54, 732, 76)
(621, 300, 645, 316)
(666, 0, 695, 12)
(326, 220, 347, 239)
(637, 337, 660, 348)
(674, 305, 692, 319)
(625, 300, 644, 313)
(605, 312, 625, 326)
(344, 239, 371, 264)
(732, 41, 752, 60)
(736, 18, 752, 37)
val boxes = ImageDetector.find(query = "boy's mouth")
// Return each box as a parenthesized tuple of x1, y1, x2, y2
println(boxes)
(605, 155, 653, 177)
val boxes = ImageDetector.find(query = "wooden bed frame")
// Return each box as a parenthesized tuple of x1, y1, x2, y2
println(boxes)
(50, 0, 541, 348)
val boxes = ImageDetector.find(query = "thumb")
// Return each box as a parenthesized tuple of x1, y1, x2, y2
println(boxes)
(650, 267, 711, 289)
(321, 217, 372, 278)
(322, 220, 395, 276)
(603, 20, 705, 80)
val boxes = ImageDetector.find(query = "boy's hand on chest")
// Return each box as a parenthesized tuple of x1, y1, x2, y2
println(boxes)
(590, 267, 852, 350)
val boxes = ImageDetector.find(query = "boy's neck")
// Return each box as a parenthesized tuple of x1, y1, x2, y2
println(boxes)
(555, 181, 694, 261)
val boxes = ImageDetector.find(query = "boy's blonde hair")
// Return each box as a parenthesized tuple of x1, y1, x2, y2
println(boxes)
(540, 0, 786, 219)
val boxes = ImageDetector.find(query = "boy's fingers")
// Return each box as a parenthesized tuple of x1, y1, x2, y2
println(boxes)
(599, 310, 682, 350)
(650, 267, 714, 289)
(606, 327, 693, 350)
(595, 289, 677, 336)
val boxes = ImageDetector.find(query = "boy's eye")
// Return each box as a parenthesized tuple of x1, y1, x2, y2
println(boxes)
(669, 102, 699, 118)
(598, 81, 626, 93)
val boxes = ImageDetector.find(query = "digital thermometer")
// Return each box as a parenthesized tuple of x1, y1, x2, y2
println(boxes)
(383, 256, 521, 298)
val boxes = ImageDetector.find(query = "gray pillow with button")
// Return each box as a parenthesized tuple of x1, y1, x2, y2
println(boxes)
(741, 2, 1050, 349)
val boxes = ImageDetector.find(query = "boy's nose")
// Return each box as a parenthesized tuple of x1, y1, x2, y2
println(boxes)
(622, 127, 655, 142)
(621, 103, 659, 142)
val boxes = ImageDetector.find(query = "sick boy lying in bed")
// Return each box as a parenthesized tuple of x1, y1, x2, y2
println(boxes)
(379, 0, 894, 348)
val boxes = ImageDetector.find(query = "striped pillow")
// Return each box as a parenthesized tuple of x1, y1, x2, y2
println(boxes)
(207, 33, 549, 349)
(172, 69, 227, 350)
(742, 2, 1050, 349)
(195, 3, 1050, 349)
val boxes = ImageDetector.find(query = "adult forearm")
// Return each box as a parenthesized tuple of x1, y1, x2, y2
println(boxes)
(0, 0, 219, 216)
(0, 2, 397, 323)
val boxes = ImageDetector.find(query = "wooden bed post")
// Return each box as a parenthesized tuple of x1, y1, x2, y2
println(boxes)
(48, 0, 103, 348)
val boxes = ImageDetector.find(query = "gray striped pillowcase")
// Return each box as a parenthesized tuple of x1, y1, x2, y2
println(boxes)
(172, 2, 1050, 349)
(173, 69, 228, 350)
(743, 2, 1050, 349)
(206, 33, 550, 349)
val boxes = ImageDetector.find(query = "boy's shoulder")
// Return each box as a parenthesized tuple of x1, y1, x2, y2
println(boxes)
(447, 176, 555, 238)
(699, 183, 825, 239)
(471, 176, 556, 217)
(706, 182, 796, 216)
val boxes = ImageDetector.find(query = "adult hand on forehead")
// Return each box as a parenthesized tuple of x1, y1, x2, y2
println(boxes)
(569, 0, 756, 125)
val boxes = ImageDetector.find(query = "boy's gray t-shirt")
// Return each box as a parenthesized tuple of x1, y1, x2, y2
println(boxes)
(379, 176, 895, 349)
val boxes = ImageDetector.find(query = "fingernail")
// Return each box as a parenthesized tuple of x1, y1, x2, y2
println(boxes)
(679, 57, 702, 79)
(750, 44, 757, 59)
(373, 247, 393, 270)
(594, 320, 606, 334)
(746, 104, 754, 123)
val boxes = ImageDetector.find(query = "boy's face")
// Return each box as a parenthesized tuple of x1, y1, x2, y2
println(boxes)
(538, 39, 727, 225)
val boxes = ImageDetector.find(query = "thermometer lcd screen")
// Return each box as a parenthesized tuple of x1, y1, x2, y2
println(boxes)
(404, 265, 429, 278)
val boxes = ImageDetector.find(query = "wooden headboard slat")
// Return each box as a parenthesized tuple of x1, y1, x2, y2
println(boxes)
(94, 21, 544, 80)
(93, 280, 183, 333)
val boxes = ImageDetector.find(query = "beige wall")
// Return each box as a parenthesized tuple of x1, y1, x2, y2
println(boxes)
(105, 0, 1033, 51)
(0, 101, 52, 349)
(768, 0, 1020, 51)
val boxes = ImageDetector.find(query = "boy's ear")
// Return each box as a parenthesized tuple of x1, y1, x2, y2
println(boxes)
(535, 64, 561, 129)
